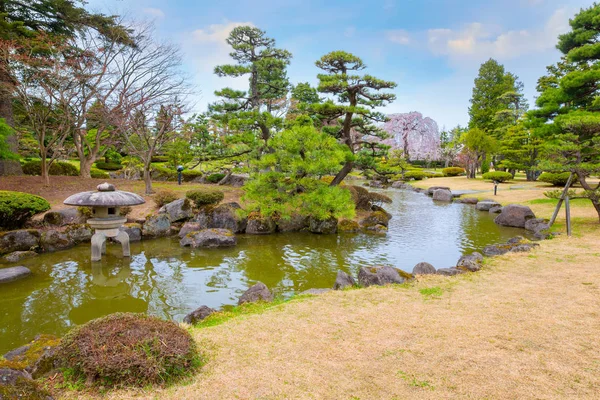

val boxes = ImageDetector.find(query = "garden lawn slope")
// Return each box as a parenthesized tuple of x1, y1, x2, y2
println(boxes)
(63, 225, 600, 399)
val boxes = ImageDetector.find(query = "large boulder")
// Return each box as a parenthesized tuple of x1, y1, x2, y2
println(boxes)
(456, 252, 484, 272)
(246, 215, 276, 235)
(65, 224, 93, 244)
(412, 262, 436, 275)
(489, 205, 503, 214)
(277, 214, 309, 232)
(0, 367, 54, 399)
(119, 223, 142, 242)
(0, 230, 40, 255)
(183, 305, 216, 325)
(158, 198, 193, 222)
(142, 214, 171, 238)
(2, 251, 37, 263)
(180, 228, 237, 248)
(43, 208, 85, 226)
(391, 181, 409, 189)
(358, 266, 405, 287)
(333, 270, 355, 290)
(494, 204, 536, 228)
(210, 203, 247, 233)
(40, 230, 73, 252)
(432, 189, 453, 202)
(482, 244, 510, 257)
(525, 218, 550, 239)
(476, 200, 501, 211)
(457, 197, 478, 204)
(427, 186, 451, 196)
(338, 219, 360, 233)
(436, 267, 465, 276)
(227, 174, 248, 187)
(178, 222, 203, 239)
(0, 266, 31, 284)
(359, 211, 391, 228)
(238, 282, 273, 305)
(308, 217, 338, 234)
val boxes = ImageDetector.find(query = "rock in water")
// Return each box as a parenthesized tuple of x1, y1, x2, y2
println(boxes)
(142, 214, 171, 238)
(333, 270, 356, 290)
(246, 215, 276, 235)
(0, 230, 40, 255)
(427, 186, 451, 196)
(183, 305, 216, 325)
(494, 204, 536, 228)
(358, 266, 405, 287)
(0, 266, 31, 284)
(309, 217, 338, 234)
(475, 201, 501, 211)
(412, 262, 436, 275)
(432, 189, 453, 202)
(3, 251, 37, 263)
(238, 282, 273, 304)
(180, 229, 236, 248)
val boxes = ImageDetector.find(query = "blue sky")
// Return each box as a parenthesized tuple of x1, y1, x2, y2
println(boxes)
(88, 0, 591, 129)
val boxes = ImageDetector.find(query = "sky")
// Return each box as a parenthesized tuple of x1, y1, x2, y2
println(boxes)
(87, 0, 591, 130)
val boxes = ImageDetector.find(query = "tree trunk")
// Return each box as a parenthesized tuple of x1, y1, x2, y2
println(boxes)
(40, 153, 50, 186)
(329, 161, 354, 186)
(80, 158, 93, 179)
(143, 164, 153, 194)
(577, 173, 600, 222)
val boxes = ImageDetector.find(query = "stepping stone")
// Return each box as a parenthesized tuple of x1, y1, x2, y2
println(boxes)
(0, 266, 31, 284)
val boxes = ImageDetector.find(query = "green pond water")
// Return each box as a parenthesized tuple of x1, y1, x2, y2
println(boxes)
(0, 188, 528, 353)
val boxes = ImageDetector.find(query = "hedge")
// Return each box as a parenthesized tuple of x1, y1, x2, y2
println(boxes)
(482, 171, 513, 183)
(442, 167, 465, 177)
(206, 172, 226, 183)
(538, 172, 573, 187)
(95, 161, 122, 171)
(403, 170, 426, 181)
(186, 188, 224, 207)
(0, 190, 51, 229)
(90, 168, 110, 179)
(22, 160, 79, 176)
(182, 170, 203, 182)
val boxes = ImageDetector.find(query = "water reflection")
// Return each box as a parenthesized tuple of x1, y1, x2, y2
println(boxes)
(0, 188, 527, 353)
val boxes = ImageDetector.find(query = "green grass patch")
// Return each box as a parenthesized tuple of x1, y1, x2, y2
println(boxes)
(192, 297, 291, 329)
(397, 370, 434, 390)
(419, 287, 443, 299)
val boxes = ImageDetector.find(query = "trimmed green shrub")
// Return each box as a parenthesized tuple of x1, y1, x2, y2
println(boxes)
(94, 161, 122, 171)
(442, 167, 465, 177)
(90, 168, 110, 179)
(154, 189, 179, 208)
(206, 172, 226, 183)
(151, 165, 177, 181)
(151, 155, 169, 163)
(538, 172, 573, 187)
(424, 171, 444, 178)
(182, 169, 203, 182)
(0, 190, 51, 229)
(186, 188, 224, 207)
(482, 171, 513, 182)
(56, 313, 200, 387)
(403, 170, 426, 181)
(22, 160, 79, 176)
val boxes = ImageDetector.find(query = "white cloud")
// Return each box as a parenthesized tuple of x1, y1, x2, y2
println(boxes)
(143, 8, 165, 19)
(426, 8, 571, 65)
(386, 29, 411, 45)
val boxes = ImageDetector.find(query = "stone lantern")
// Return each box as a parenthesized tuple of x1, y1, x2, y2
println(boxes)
(64, 183, 145, 261)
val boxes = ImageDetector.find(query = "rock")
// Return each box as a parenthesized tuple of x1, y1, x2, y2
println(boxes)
(333, 270, 356, 290)
(368, 180, 384, 188)
(371, 205, 392, 219)
(0, 266, 31, 283)
(180, 228, 237, 248)
(1, 334, 60, 379)
(525, 218, 550, 234)
(119, 223, 142, 242)
(494, 204, 536, 228)
(358, 266, 405, 287)
(276, 214, 309, 233)
(43, 208, 85, 226)
(210, 203, 247, 233)
(510, 243, 540, 253)
(427, 186, 451, 196)
(158, 198, 193, 222)
(65, 224, 93, 244)
(183, 305, 216, 325)
(178, 222, 203, 239)
(2, 251, 37, 263)
(246, 215, 276, 235)
(391, 181, 409, 189)
(0, 230, 40, 255)
(364, 224, 388, 234)
(40, 230, 73, 252)
(308, 217, 338, 234)
(482, 244, 510, 256)
(300, 288, 331, 295)
(432, 189, 453, 202)
(489, 205, 503, 214)
(337, 219, 360, 233)
(458, 197, 479, 204)
(436, 267, 465, 276)
(238, 282, 273, 304)
(218, 173, 248, 187)
(0, 368, 53, 399)
(456, 252, 484, 272)
(142, 214, 171, 238)
(360, 211, 391, 228)
(412, 262, 436, 275)
(0, 368, 31, 385)
(507, 236, 525, 244)
(475, 201, 501, 211)
(30, 347, 59, 379)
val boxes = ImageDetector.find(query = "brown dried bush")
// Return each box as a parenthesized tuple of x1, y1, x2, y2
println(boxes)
(56, 313, 200, 388)
(154, 189, 179, 208)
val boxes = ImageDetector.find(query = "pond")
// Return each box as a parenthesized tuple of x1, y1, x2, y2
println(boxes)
(0, 188, 526, 353)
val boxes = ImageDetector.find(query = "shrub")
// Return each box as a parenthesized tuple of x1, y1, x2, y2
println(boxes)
(77, 206, 93, 218)
(206, 172, 226, 183)
(181, 169, 203, 182)
(151, 165, 177, 181)
(538, 172, 573, 187)
(403, 170, 426, 180)
(56, 313, 200, 387)
(186, 188, 224, 207)
(104, 148, 123, 164)
(151, 155, 169, 163)
(424, 171, 444, 178)
(442, 167, 466, 177)
(90, 168, 110, 179)
(94, 161, 122, 171)
(0, 191, 51, 229)
(154, 189, 179, 208)
(482, 171, 513, 182)
(22, 160, 79, 176)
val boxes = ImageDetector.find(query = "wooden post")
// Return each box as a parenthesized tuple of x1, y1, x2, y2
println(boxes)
(549, 172, 574, 228)
(565, 196, 572, 237)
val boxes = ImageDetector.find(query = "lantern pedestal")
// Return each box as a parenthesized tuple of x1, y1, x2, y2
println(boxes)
(88, 217, 129, 262)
